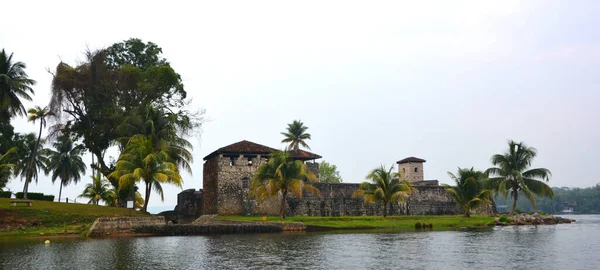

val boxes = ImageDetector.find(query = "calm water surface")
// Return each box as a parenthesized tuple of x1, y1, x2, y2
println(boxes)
(1, 215, 598, 269)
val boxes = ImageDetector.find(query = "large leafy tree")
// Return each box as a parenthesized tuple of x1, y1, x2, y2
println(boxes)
(281, 120, 311, 151)
(78, 175, 116, 205)
(443, 167, 492, 217)
(49, 39, 200, 181)
(45, 134, 87, 202)
(353, 165, 414, 217)
(318, 160, 343, 183)
(485, 140, 553, 214)
(110, 135, 183, 213)
(0, 49, 35, 121)
(250, 151, 319, 219)
(22, 106, 54, 199)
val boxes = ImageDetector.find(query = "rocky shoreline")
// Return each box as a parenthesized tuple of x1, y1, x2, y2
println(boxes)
(494, 213, 575, 226)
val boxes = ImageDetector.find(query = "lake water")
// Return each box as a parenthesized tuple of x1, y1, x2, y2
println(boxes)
(1, 215, 598, 269)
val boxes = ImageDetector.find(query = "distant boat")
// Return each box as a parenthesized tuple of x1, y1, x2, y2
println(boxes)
(561, 207, 575, 214)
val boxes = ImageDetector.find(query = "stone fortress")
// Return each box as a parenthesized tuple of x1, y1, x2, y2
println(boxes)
(167, 140, 494, 223)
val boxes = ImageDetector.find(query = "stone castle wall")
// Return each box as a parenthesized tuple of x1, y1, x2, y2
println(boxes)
(191, 154, 494, 222)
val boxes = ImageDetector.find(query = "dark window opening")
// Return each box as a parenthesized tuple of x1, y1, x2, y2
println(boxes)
(414, 167, 418, 172)
(229, 157, 236, 166)
(242, 177, 249, 189)
(402, 168, 406, 173)
(247, 157, 253, 166)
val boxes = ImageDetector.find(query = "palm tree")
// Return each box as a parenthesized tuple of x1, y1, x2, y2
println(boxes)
(112, 105, 193, 208)
(22, 106, 55, 199)
(353, 165, 414, 217)
(0, 49, 36, 120)
(0, 147, 17, 190)
(443, 167, 492, 217)
(109, 135, 183, 212)
(15, 133, 49, 195)
(250, 151, 319, 219)
(45, 135, 87, 202)
(78, 175, 115, 205)
(281, 120, 311, 151)
(485, 140, 553, 214)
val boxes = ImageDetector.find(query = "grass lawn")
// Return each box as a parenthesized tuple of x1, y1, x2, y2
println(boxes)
(218, 215, 495, 231)
(0, 198, 149, 238)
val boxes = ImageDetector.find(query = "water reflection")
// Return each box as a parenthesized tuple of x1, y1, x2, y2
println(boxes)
(1, 215, 599, 269)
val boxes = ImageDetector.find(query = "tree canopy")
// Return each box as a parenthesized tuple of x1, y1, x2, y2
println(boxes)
(318, 160, 342, 183)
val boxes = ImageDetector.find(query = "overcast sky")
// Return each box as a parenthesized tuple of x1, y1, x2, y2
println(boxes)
(2, 0, 599, 212)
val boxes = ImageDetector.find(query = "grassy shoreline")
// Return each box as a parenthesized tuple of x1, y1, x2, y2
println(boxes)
(0, 198, 149, 239)
(217, 215, 496, 231)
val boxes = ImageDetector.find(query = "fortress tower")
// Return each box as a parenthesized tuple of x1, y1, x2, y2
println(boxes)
(396, 157, 426, 182)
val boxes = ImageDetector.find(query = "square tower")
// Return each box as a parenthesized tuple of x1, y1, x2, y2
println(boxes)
(396, 157, 426, 182)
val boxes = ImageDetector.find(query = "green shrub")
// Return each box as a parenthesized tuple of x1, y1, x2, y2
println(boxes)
(0, 191, 11, 198)
(42, 195, 55, 201)
(15, 192, 47, 200)
(499, 215, 509, 223)
(415, 222, 422, 229)
(515, 208, 523, 214)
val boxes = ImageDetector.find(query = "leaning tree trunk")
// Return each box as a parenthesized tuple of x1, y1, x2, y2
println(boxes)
(280, 191, 288, 219)
(510, 190, 518, 215)
(465, 206, 471, 218)
(58, 180, 63, 202)
(142, 182, 151, 213)
(23, 123, 44, 199)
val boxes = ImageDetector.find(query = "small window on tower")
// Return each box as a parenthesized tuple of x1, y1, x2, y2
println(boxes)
(403, 168, 406, 173)
(248, 157, 253, 166)
(229, 157, 236, 166)
(242, 177, 249, 189)
(414, 167, 418, 172)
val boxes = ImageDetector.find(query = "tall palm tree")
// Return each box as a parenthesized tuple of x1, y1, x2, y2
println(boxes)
(78, 175, 115, 205)
(0, 49, 36, 121)
(45, 135, 87, 202)
(443, 167, 492, 217)
(22, 106, 55, 199)
(281, 120, 311, 151)
(250, 151, 319, 219)
(353, 165, 414, 217)
(485, 140, 553, 214)
(15, 133, 49, 195)
(109, 135, 183, 212)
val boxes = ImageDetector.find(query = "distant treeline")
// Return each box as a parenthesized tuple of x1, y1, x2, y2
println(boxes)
(494, 185, 600, 214)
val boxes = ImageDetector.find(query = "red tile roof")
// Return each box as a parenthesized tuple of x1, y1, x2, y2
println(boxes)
(203, 140, 321, 161)
(396, 157, 426, 164)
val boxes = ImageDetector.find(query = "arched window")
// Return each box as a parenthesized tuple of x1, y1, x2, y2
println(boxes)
(414, 167, 418, 173)
(242, 177, 249, 189)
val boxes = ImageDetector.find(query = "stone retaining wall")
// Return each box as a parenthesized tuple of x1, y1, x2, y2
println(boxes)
(135, 223, 284, 235)
(87, 217, 166, 238)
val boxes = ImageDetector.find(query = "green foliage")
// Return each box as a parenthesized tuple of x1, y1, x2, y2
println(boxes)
(443, 167, 492, 217)
(318, 160, 343, 183)
(0, 190, 11, 198)
(44, 134, 86, 202)
(49, 39, 200, 181)
(0, 49, 36, 120)
(494, 185, 600, 214)
(281, 120, 312, 151)
(14, 192, 54, 201)
(0, 147, 16, 190)
(415, 222, 422, 229)
(250, 151, 319, 219)
(78, 175, 116, 205)
(485, 140, 553, 214)
(353, 165, 415, 217)
(13, 133, 49, 189)
(109, 134, 183, 213)
(499, 215, 509, 222)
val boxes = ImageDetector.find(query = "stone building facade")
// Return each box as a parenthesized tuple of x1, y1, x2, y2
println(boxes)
(169, 140, 494, 223)
(397, 157, 426, 182)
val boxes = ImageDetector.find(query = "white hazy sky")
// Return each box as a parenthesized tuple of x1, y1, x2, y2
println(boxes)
(2, 0, 599, 212)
